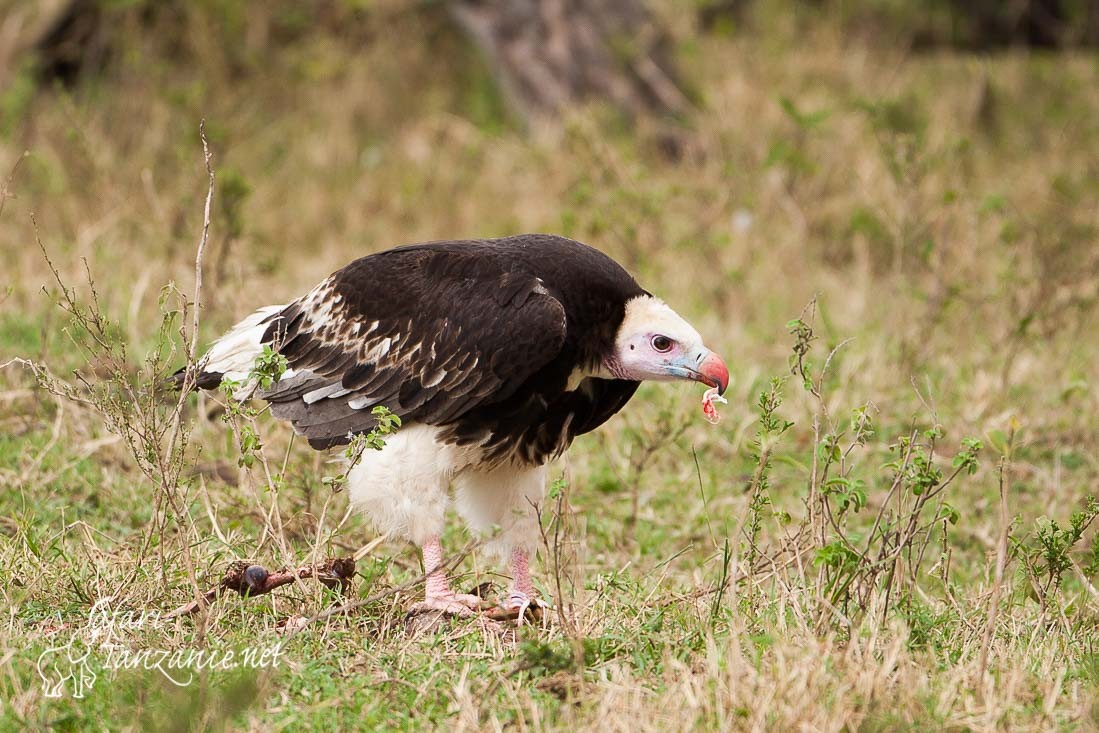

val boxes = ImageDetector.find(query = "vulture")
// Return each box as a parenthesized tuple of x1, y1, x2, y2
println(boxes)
(186, 234, 728, 617)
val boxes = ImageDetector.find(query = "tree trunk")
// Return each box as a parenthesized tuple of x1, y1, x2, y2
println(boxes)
(0, 0, 103, 91)
(447, 0, 689, 124)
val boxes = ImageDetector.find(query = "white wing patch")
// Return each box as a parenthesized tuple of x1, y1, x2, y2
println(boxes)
(366, 336, 394, 361)
(299, 282, 343, 324)
(422, 367, 447, 388)
(303, 383, 352, 404)
(347, 395, 374, 410)
(350, 320, 378, 337)
(202, 304, 285, 398)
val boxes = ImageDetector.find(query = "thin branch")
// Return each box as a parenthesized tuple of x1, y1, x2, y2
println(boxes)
(977, 453, 1012, 687)
(162, 557, 356, 619)
(0, 150, 28, 220)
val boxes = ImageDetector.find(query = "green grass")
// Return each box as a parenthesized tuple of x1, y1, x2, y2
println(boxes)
(1, 5, 1099, 731)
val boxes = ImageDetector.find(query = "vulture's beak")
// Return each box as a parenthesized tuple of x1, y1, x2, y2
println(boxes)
(696, 349, 729, 395)
(669, 348, 729, 395)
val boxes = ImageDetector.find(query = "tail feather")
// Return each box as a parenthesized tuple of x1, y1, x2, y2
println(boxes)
(167, 366, 225, 393)
(170, 304, 285, 397)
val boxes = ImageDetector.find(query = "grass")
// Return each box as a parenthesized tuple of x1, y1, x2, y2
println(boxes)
(1, 6, 1098, 731)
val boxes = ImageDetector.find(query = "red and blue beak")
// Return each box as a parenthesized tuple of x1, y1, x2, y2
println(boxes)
(695, 349, 729, 395)
(667, 348, 729, 395)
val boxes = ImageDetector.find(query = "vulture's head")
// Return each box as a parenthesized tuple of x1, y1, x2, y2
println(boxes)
(607, 295, 729, 394)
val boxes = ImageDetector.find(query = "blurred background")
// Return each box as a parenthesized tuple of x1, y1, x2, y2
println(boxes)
(3, 0, 1097, 449)
(1, 2, 1098, 727)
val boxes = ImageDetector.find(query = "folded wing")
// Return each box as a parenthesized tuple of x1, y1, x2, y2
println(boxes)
(256, 246, 567, 449)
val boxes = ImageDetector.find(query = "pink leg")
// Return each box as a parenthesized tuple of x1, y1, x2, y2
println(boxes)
(422, 535, 452, 598)
(510, 548, 536, 599)
(502, 548, 549, 623)
(408, 535, 485, 616)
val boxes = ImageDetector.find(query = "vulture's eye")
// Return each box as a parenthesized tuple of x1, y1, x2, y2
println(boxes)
(651, 335, 673, 353)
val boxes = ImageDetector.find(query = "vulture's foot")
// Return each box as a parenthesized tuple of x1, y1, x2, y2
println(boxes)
(488, 592, 551, 624)
(408, 592, 486, 618)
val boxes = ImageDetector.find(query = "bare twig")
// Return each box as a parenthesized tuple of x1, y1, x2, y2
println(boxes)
(0, 150, 28, 220)
(977, 452, 1012, 687)
(171, 118, 214, 404)
(535, 484, 575, 635)
(156, 121, 216, 624)
(163, 557, 357, 619)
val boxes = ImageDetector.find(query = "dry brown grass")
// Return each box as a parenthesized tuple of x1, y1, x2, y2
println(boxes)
(1, 6, 1097, 731)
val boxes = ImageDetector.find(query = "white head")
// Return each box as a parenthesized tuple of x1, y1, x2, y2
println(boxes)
(605, 295, 728, 393)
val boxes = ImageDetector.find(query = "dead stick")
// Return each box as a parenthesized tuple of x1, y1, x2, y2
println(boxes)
(977, 452, 1011, 689)
(163, 557, 356, 619)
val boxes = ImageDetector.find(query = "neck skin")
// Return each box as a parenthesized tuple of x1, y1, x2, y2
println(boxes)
(600, 353, 631, 381)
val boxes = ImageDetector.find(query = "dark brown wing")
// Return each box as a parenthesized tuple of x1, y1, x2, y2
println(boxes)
(256, 244, 567, 449)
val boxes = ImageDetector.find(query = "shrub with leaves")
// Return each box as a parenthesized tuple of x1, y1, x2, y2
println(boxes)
(1014, 496, 1099, 608)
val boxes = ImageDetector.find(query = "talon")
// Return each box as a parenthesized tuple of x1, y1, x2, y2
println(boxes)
(493, 592, 550, 624)
(452, 593, 491, 609)
(408, 592, 486, 618)
(409, 535, 492, 619)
